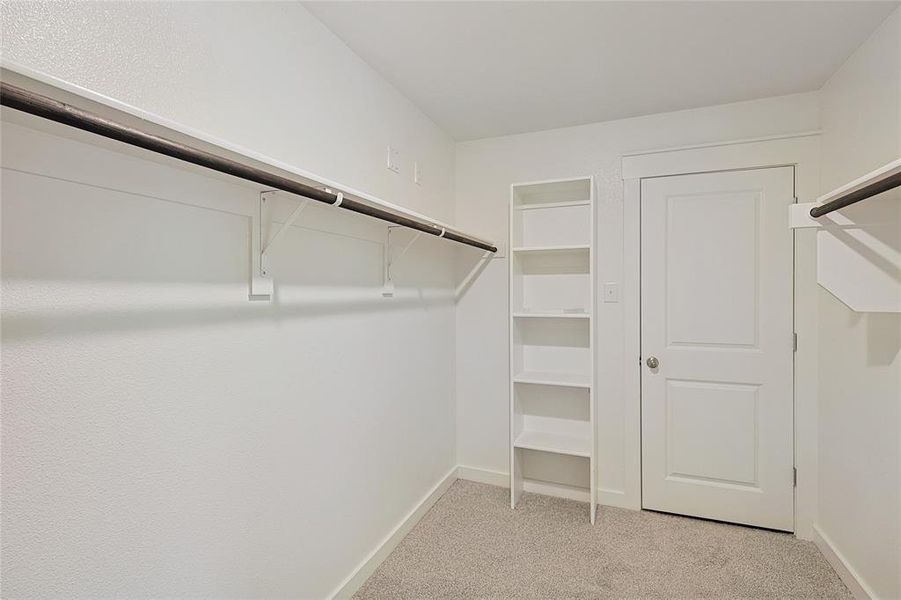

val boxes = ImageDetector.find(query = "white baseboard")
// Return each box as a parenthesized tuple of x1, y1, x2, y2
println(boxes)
(328, 467, 458, 599)
(456, 465, 507, 487)
(524, 479, 590, 502)
(456, 465, 587, 501)
(812, 524, 875, 600)
(597, 487, 633, 510)
(456, 464, 637, 510)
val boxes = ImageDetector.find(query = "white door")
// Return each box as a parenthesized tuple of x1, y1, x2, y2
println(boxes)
(640, 167, 795, 531)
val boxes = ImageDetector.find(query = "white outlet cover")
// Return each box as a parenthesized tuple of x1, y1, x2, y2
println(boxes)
(413, 161, 422, 185)
(603, 282, 619, 303)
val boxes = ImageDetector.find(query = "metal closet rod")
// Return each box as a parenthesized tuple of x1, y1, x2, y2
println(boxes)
(0, 81, 497, 254)
(810, 168, 901, 218)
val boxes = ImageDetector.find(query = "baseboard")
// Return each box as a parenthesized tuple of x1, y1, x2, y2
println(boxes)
(456, 464, 637, 510)
(524, 479, 590, 502)
(328, 466, 458, 599)
(456, 465, 587, 501)
(456, 465, 508, 487)
(597, 487, 632, 510)
(812, 524, 876, 600)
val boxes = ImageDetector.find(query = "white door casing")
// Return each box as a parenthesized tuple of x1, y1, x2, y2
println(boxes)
(640, 166, 795, 531)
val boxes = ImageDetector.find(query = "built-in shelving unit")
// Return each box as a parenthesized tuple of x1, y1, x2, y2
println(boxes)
(509, 176, 597, 523)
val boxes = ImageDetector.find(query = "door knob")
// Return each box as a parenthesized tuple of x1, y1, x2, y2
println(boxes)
(646, 356, 659, 369)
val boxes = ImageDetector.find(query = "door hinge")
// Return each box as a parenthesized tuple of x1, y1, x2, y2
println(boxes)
(793, 332, 798, 352)
(793, 467, 797, 487)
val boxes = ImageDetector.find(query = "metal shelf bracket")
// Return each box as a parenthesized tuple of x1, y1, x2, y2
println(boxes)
(383, 226, 423, 297)
(455, 250, 495, 300)
(250, 190, 310, 300)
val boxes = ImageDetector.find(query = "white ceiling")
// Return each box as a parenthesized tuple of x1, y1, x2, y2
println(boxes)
(304, 1, 897, 141)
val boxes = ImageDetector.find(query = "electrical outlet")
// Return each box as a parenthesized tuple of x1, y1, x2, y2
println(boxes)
(386, 146, 400, 173)
(413, 161, 422, 185)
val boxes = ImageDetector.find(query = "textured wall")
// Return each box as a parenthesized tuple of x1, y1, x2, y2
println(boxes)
(817, 7, 901, 598)
(1, 0, 455, 222)
(1, 2, 458, 598)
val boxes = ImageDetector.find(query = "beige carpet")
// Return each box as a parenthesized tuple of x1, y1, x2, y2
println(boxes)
(354, 480, 850, 599)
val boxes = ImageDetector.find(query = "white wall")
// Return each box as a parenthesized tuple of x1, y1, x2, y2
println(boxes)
(1, 0, 453, 222)
(1, 2, 458, 598)
(455, 92, 820, 507)
(816, 8, 901, 599)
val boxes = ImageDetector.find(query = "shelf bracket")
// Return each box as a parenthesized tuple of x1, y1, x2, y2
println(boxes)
(789, 201, 893, 230)
(789, 203, 822, 229)
(382, 226, 422, 297)
(262, 194, 310, 272)
(250, 190, 311, 300)
(250, 191, 276, 300)
(455, 250, 495, 300)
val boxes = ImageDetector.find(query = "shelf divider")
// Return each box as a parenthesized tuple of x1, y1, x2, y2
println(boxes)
(513, 199, 590, 211)
(514, 430, 591, 458)
(513, 371, 591, 388)
(512, 244, 589, 255)
(513, 311, 589, 320)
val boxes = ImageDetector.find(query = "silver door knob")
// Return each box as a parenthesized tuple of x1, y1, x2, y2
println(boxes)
(646, 356, 659, 369)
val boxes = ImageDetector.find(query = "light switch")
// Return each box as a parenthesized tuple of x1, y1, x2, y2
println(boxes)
(603, 282, 619, 303)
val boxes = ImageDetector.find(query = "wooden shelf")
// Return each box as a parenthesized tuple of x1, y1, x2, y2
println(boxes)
(513, 311, 589, 319)
(513, 371, 591, 388)
(514, 430, 591, 458)
(512, 244, 590, 255)
(513, 200, 590, 211)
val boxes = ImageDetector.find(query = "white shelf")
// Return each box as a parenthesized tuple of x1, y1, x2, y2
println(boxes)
(511, 177, 593, 206)
(509, 175, 596, 523)
(0, 64, 488, 257)
(512, 244, 590, 255)
(513, 311, 589, 319)
(514, 430, 591, 458)
(513, 371, 591, 388)
(513, 200, 590, 211)
(814, 157, 901, 207)
(788, 158, 901, 313)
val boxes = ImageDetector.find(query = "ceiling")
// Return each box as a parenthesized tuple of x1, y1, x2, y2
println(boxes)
(304, 1, 897, 141)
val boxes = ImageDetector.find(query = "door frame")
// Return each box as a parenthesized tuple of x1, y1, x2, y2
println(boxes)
(620, 132, 821, 539)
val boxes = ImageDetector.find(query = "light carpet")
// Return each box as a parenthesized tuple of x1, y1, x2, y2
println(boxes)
(354, 480, 850, 599)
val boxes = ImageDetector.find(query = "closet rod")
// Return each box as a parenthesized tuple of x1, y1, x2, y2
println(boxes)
(0, 81, 497, 253)
(810, 160, 901, 218)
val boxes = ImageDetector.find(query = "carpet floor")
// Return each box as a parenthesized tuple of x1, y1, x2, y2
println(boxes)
(354, 480, 850, 599)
